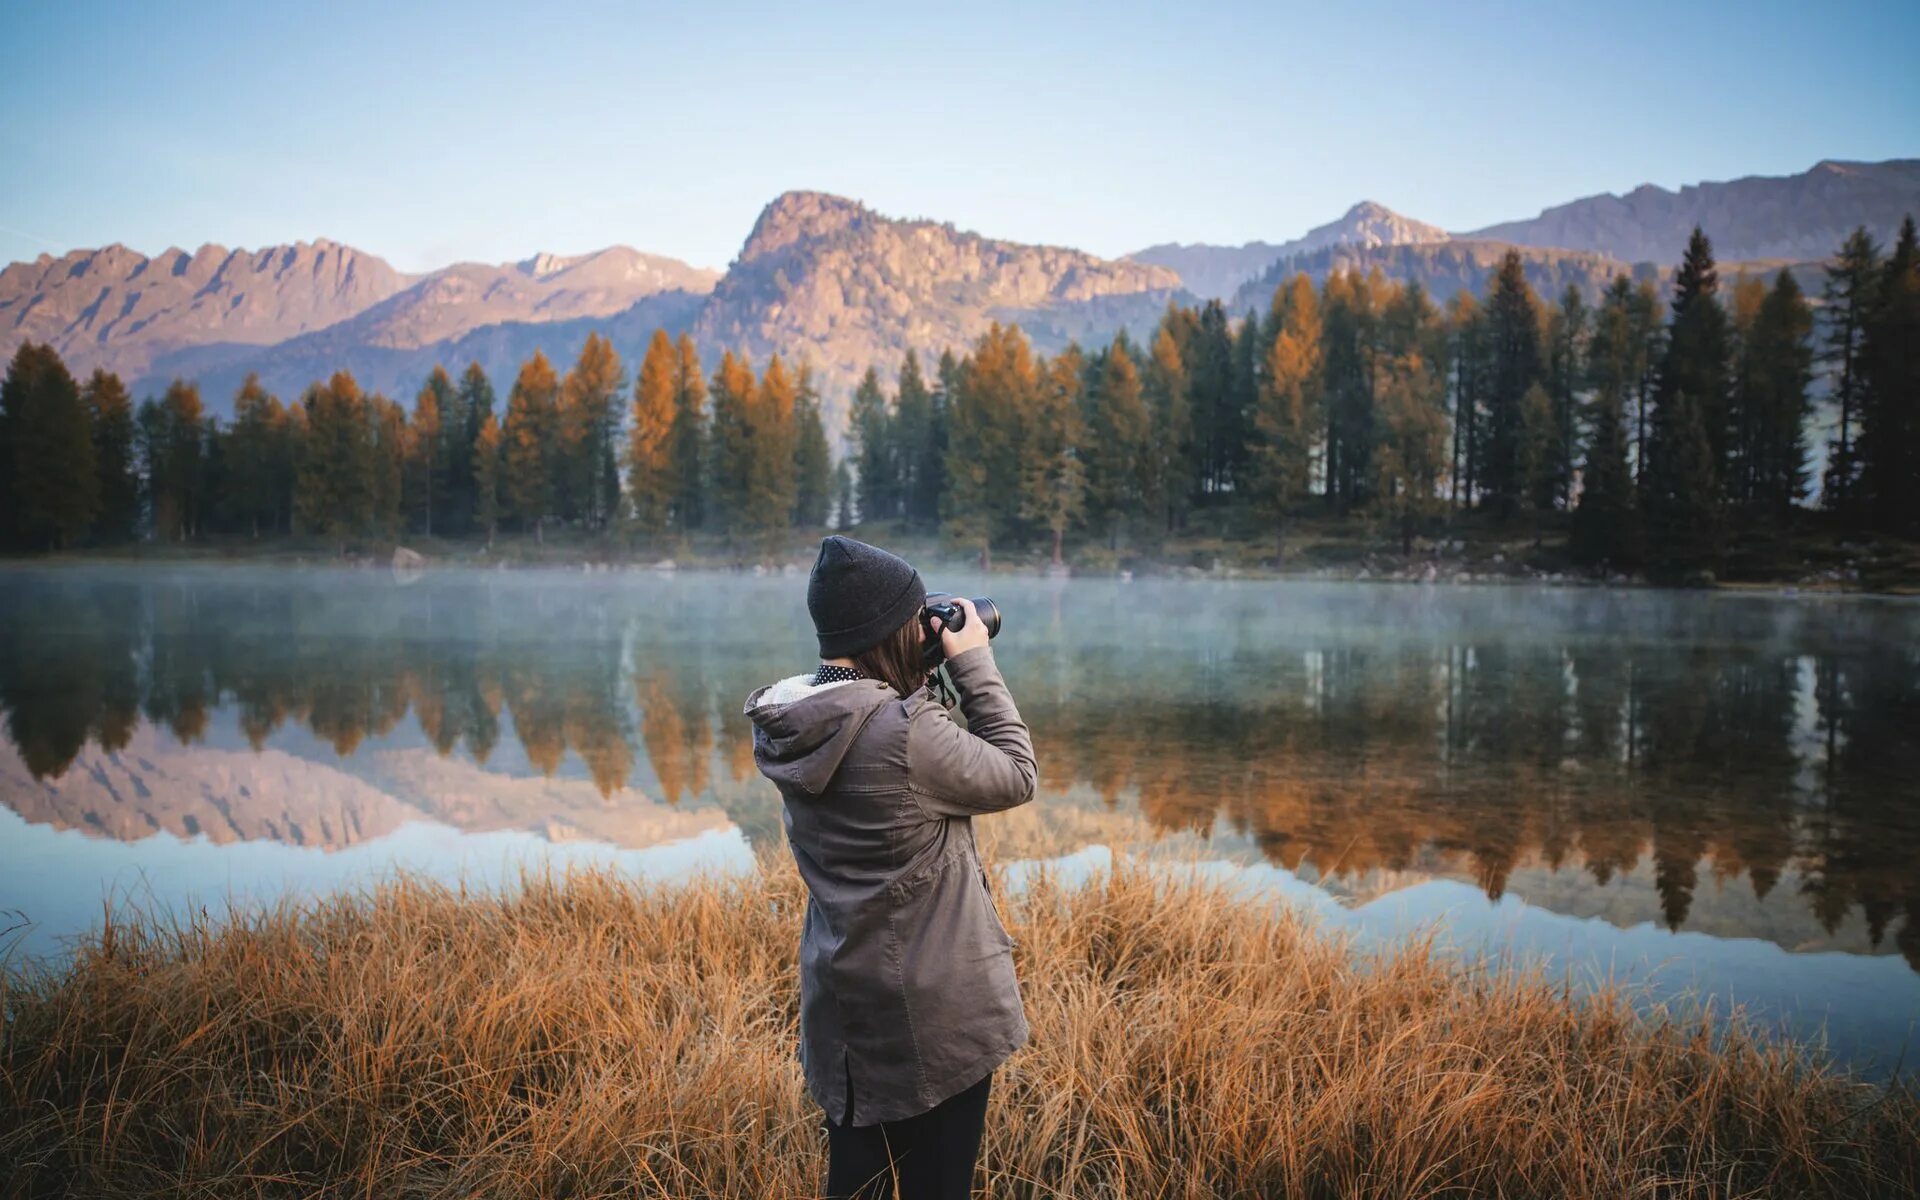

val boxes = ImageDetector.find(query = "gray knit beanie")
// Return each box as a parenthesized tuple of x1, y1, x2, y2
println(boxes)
(808, 535, 926, 658)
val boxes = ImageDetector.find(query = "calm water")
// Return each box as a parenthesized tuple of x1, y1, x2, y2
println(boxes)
(2, 565, 1916, 1077)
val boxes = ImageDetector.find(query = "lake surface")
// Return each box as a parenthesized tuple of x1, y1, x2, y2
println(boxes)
(2, 564, 1916, 1078)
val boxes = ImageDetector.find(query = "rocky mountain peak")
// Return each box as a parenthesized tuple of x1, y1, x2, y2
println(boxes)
(738, 191, 873, 263)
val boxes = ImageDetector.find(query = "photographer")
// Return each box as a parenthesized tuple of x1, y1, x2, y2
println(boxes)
(742, 534, 1036, 1200)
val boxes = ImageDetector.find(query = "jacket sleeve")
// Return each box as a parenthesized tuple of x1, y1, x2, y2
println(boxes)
(906, 643, 1038, 817)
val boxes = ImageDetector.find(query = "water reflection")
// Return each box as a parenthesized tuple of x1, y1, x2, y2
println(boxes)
(1, 567, 1916, 980)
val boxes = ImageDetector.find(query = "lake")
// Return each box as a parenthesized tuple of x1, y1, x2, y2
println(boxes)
(2, 564, 1916, 1078)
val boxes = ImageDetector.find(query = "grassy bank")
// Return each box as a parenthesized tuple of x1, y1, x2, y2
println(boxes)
(13, 509, 1920, 593)
(3, 856, 1916, 1199)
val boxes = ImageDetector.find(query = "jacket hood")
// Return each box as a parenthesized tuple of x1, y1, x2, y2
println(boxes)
(743, 673, 898, 795)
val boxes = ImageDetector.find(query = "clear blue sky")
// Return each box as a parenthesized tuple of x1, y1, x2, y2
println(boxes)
(3, 0, 1916, 273)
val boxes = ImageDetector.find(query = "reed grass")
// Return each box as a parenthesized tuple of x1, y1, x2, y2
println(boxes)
(3, 851, 1915, 1198)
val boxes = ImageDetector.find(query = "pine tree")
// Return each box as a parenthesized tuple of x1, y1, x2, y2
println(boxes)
(473, 410, 504, 546)
(1371, 349, 1450, 555)
(748, 354, 800, 551)
(1574, 276, 1642, 566)
(792, 361, 832, 528)
(627, 329, 678, 537)
(451, 362, 496, 535)
(893, 351, 937, 525)
(408, 369, 453, 536)
(847, 366, 894, 524)
(1, 342, 96, 549)
(945, 322, 1037, 567)
(1646, 228, 1732, 574)
(1629, 279, 1666, 492)
(1820, 227, 1882, 513)
(228, 374, 287, 538)
(1858, 215, 1920, 534)
(1185, 300, 1236, 505)
(1144, 318, 1191, 536)
(1545, 286, 1588, 511)
(503, 350, 559, 539)
(706, 350, 758, 538)
(1320, 271, 1382, 511)
(81, 369, 139, 542)
(369, 393, 406, 538)
(1020, 346, 1087, 566)
(1249, 274, 1322, 562)
(656, 335, 703, 533)
(1481, 251, 1545, 517)
(1726, 272, 1769, 510)
(558, 333, 623, 528)
(1740, 271, 1815, 517)
(148, 380, 207, 542)
(1079, 333, 1154, 549)
(294, 372, 376, 547)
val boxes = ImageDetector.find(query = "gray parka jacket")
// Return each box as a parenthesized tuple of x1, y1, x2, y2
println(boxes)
(742, 644, 1038, 1126)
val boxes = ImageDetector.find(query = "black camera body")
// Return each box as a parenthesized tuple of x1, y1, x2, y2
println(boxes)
(920, 592, 1002, 667)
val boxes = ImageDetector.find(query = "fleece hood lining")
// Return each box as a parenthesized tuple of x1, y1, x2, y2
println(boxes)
(752, 673, 864, 710)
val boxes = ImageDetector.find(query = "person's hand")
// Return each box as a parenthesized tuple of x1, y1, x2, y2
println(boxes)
(929, 596, 991, 659)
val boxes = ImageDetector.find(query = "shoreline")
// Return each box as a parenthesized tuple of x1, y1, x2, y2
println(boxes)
(3, 858, 1914, 1198)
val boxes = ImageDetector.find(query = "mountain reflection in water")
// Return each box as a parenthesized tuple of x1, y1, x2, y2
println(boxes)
(2, 566, 1917, 1053)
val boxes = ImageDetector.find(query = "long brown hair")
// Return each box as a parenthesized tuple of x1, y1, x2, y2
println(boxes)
(852, 611, 930, 699)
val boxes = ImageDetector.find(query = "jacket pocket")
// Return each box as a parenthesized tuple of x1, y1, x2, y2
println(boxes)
(977, 867, 1016, 948)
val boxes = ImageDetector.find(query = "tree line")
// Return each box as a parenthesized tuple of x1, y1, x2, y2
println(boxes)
(2, 219, 1915, 576)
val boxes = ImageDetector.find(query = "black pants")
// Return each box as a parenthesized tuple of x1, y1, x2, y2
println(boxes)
(824, 1067, 992, 1200)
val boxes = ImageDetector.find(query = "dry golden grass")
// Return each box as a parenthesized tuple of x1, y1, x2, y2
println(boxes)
(3, 851, 1915, 1199)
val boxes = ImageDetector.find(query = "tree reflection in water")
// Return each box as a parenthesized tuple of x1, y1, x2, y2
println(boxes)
(1, 568, 1914, 968)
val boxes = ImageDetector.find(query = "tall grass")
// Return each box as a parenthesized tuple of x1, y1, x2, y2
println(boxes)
(3, 852, 1914, 1198)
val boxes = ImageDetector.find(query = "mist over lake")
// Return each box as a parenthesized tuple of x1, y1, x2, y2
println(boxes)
(2, 564, 1916, 1077)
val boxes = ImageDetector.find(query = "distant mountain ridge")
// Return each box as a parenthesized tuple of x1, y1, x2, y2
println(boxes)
(3, 158, 1915, 432)
(1131, 201, 1451, 302)
(1465, 159, 1920, 265)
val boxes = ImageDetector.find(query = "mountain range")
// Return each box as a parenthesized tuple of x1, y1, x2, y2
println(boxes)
(3, 158, 1914, 434)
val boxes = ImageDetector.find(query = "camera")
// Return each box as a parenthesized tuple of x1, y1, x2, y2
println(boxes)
(920, 592, 1002, 667)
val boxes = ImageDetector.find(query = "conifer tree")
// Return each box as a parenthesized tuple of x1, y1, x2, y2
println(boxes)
(706, 350, 758, 537)
(1144, 319, 1191, 536)
(1858, 215, 1920, 534)
(1020, 346, 1087, 566)
(1321, 270, 1384, 511)
(847, 366, 894, 524)
(1, 342, 95, 550)
(1185, 300, 1236, 504)
(452, 362, 496, 535)
(1646, 228, 1731, 573)
(893, 351, 937, 525)
(792, 360, 832, 528)
(945, 322, 1037, 567)
(1371, 349, 1450, 555)
(1545, 286, 1588, 511)
(669, 334, 707, 533)
(748, 354, 800, 550)
(1574, 276, 1642, 566)
(82, 369, 139, 542)
(627, 329, 678, 537)
(1737, 271, 1815, 516)
(369, 393, 406, 538)
(558, 333, 623, 528)
(146, 380, 207, 542)
(473, 410, 504, 547)
(1079, 333, 1154, 549)
(1820, 227, 1882, 512)
(503, 350, 559, 539)
(408, 369, 453, 536)
(294, 372, 375, 548)
(1481, 251, 1545, 517)
(1249, 274, 1322, 562)
(1628, 280, 1666, 491)
(228, 374, 288, 538)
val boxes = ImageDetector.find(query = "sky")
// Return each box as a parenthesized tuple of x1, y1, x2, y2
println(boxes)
(3, 0, 1916, 274)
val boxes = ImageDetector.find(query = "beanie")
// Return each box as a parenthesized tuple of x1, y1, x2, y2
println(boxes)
(807, 535, 926, 658)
